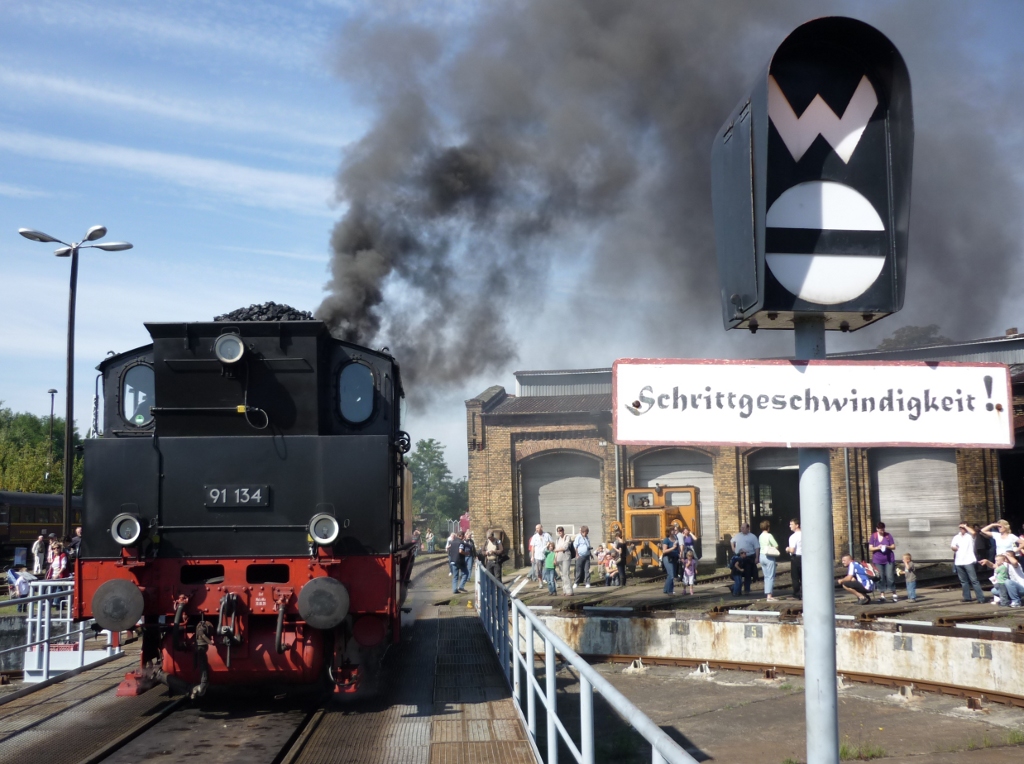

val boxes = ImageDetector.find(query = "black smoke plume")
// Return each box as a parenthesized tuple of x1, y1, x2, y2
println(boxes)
(318, 1, 1024, 400)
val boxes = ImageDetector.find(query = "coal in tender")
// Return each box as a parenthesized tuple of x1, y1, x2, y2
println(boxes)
(214, 302, 316, 322)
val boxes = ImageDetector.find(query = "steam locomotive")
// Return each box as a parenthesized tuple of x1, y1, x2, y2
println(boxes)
(74, 315, 414, 696)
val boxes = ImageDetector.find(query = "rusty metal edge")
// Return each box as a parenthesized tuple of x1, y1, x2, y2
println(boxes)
(581, 654, 1024, 709)
(0, 650, 127, 708)
(72, 695, 186, 764)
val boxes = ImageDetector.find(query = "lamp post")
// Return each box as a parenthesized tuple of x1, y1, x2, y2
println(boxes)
(47, 388, 57, 479)
(19, 226, 133, 539)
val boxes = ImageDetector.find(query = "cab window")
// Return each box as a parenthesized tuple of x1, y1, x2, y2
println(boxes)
(339, 363, 375, 423)
(122, 364, 155, 427)
(628, 492, 655, 508)
(666, 491, 693, 507)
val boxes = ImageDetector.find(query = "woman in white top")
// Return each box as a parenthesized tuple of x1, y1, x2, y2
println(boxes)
(758, 520, 780, 600)
(981, 521, 1019, 557)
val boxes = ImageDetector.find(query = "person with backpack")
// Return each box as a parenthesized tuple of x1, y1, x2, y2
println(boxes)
(838, 554, 876, 605)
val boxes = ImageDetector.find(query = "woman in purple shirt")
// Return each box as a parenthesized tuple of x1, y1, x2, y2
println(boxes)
(868, 522, 898, 602)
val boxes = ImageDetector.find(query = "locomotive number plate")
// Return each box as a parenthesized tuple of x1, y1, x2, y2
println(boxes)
(204, 485, 270, 508)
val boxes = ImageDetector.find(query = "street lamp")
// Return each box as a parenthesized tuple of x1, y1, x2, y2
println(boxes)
(19, 226, 133, 539)
(47, 388, 57, 480)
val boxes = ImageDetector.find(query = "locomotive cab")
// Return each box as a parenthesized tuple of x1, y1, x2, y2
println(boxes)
(75, 317, 413, 697)
(613, 485, 702, 571)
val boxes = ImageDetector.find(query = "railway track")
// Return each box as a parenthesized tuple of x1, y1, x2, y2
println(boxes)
(82, 691, 321, 764)
(583, 653, 1024, 709)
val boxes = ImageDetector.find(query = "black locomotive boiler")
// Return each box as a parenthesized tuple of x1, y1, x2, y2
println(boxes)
(75, 312, 414, 696)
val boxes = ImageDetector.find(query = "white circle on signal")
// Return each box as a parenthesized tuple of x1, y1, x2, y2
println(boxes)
(766, 180, 886, 305)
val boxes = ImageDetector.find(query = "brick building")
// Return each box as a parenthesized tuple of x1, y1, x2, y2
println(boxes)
(466, 333, 1024, 567)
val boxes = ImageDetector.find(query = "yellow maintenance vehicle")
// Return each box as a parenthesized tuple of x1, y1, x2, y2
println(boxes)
(610, 485, 702, 571)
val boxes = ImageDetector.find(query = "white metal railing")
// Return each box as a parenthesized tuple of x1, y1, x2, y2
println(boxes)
(0, 580, 120, 681)
(475, 565, 697, 764)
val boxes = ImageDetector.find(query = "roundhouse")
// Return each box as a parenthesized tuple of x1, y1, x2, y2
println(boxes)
(467, 331, 1024, 567)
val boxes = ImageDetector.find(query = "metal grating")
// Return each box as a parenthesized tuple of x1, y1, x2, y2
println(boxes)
(0, 653, 175, 764)
(293, 606, 533, 764)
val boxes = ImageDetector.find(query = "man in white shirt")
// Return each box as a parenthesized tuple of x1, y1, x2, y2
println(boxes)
(786, 518, 803, 599)
(529, 524, 552, 588)
(951, 523, 987, 603)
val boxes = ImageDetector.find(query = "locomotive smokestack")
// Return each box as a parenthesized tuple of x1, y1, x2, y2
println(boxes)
(319, 2, 1024, 399)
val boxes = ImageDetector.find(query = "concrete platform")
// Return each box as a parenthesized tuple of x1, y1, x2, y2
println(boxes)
(510, 560, 1024, 631)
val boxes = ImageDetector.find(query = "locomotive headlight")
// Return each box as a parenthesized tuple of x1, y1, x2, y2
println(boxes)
(214, 334, 245, 364)
(110, 513, 143, 546)
(309, 513, 340, 546)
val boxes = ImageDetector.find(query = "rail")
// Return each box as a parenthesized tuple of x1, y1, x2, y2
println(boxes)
(0, 580, 120, 681)
(475, 565, 697, 764)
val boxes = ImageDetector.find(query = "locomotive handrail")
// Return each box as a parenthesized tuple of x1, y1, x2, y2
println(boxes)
(476, 565, 697, 764)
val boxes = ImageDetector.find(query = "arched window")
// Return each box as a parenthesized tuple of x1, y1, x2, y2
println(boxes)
(122, 364, 155, 426)
(339, 363, 374, 423)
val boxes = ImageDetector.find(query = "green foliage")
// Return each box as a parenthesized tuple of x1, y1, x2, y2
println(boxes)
(839, 740, 886, 760)
(1007, 729, 1024, 745)
(406, 438, 467, 532)
(0, 403, 83, 493)
(876, 324, 952, 351)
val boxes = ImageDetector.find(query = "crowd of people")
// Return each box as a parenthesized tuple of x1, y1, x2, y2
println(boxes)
(415, 515, 1024, 608)
(4, 526, 82, 613)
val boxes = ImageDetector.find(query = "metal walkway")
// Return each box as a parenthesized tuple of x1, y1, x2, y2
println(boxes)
(0, 644, 176, 764)
(290, 607, 535, 764)
(0, 581, 535, 764)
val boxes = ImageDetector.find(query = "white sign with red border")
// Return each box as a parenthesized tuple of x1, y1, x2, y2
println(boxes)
(613, 359, 1014, 449)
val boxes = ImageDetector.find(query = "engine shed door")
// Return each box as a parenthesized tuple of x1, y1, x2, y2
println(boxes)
(634, 449, 716, 552)
(521, 454, 602, 541)
(870, 448, 960, 562)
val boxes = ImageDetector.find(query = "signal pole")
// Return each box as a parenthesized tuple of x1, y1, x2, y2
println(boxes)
(795, 317, 838, 764)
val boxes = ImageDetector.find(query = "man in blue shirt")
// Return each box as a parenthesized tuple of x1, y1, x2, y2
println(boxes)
(838, 553, 876, 605)
(573, 526, 593, 588)
(661, 530, 680, 595)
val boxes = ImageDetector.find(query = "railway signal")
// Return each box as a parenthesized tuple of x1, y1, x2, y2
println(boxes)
(709, 18, 914, 764)
(712, 16, 913, 333)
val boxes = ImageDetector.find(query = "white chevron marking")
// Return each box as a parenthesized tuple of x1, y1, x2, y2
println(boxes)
(768, 75, 878, 163)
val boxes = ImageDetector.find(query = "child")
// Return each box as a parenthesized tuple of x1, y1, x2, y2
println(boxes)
(543, 542, 557, 594)
(729, 550, 748, 596)
(682, 549, 697, 596)
(604, 550, 620, 586)
(896, 553, 917, 601)
(993, 554, 1012, 607)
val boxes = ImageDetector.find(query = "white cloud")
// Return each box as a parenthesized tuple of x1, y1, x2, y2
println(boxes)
(0, 128, 335, 216)
(218, 245, 329, 263)
(0, 182, 48, 199)
(11, 1, 332, 73)
(0, 68, 353, 149)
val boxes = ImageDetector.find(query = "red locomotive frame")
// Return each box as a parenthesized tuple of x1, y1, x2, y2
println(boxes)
(76, 544, 414, 695)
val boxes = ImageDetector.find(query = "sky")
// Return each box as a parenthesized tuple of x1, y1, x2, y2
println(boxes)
(1, 0, 1023, 481)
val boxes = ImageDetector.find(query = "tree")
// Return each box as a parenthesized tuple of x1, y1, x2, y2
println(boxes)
(876, 324, 953, 351)
(0, 403, 83, 493)
(406, 438, 468, 533)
